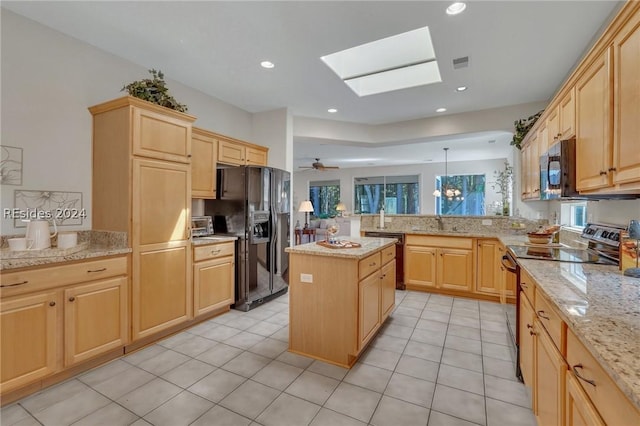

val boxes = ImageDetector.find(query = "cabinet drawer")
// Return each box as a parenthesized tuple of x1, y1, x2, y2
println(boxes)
(405, 235, 473, 249)
(519, 269, 536, 304)
(359, 252, 381, 279)
(534, 289, 565, 354)
(193, 242, 234, 262)
(380, 245, 396, 265)
(567, 329, 640, 425)
(1, 256, 128, 297)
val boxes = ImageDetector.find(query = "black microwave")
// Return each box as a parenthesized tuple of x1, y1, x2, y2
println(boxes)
(539, 139, 580, 200)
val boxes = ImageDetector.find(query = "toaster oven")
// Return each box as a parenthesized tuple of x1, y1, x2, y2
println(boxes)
(191, 216, 214, 237)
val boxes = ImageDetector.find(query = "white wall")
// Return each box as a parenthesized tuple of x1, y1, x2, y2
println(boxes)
(548, 199, 640, 228)
(251, 108, 293, 172)
(292, 158, 514, 225)
(0, 10, 257, 235)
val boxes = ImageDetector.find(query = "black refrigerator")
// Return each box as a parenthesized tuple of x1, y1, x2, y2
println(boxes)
(205, 166, 290, 311)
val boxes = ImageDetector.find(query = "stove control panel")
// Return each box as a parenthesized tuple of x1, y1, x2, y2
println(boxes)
(581, 223, 625, 247)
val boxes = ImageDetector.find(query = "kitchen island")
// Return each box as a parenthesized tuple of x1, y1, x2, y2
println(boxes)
(285, 237, 397, 367)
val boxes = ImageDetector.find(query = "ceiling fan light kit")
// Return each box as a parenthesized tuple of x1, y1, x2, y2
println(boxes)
(299, 158, 339, 171)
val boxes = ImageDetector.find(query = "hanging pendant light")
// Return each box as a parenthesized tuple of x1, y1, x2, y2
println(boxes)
(433, 148, 464, 201)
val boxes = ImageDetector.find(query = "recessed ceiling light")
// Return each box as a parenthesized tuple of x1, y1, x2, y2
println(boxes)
(446, 2, 467, 15)
(260, 61, 275, 69)
(436, 107, 447, 113)
(328, 108, 338, 113)
(488, 140, 496, 144)
(456, 86, 467, 92)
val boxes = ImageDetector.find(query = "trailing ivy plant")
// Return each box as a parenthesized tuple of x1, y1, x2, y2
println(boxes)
(122, 69, 188, 112)
(510, 110, 544, 150)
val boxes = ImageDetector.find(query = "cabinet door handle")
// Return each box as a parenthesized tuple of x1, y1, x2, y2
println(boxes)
(369, 262, 376, 267)
(68, 296, 76, 302)
(211, 249, 221, 255)
(572, 364, 596, 387)
(537, 310, 550, 320)
(527, 324, 533, 329)
(521, 282, 528, 289)
(608, 167, 617, 172)
(187, 154, 192, 158)
(0, 280, 28, 288)
(87, 268, 107, 273)
(599, 171, 607, 176)
(529, 330, 537, 336)
(49, 301, 56, 307)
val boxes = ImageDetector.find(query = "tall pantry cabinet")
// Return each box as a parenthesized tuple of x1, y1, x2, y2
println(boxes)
(90, 96, 196, 342)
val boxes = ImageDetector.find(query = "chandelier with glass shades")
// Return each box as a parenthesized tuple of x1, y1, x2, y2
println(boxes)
(433, 147, 464, 201)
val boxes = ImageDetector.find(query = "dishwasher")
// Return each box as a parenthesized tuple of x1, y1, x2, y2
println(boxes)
(363, 231, 405, 290)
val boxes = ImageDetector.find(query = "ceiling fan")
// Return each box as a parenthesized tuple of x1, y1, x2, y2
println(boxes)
(298, 158, 339, 171)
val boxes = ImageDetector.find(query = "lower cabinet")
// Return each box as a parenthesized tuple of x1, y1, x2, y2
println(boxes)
(519, 291, 536, 394)
(404, 235, 473, 294)
(566, 371, 605, 426)
(64, 277, 128, 366)
(192, 241, 235, 317)
(380, 259, 396, 321)
(358, 272, 381, 349)
(535, 319, 568, 426)
(0, 291, 59, 393)
(0, 256, 129, 395)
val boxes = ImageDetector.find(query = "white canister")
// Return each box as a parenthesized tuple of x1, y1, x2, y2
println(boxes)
(8, 237, 34, 251)
(57, 232, 78, 249)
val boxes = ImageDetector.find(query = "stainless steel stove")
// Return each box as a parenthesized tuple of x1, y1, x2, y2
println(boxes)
(508, 222, 624, 266)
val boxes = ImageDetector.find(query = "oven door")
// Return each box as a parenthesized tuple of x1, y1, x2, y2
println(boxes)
(501, 251, 522, 381)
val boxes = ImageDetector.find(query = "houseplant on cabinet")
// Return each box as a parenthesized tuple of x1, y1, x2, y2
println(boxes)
(122, 69, 188, 112)
(510, 110, 543, 150)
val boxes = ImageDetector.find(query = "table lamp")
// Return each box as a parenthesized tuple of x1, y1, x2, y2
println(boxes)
(298, 200, 314, 229)
(623, 219, 640, 278)
(336, 202, 347, 217)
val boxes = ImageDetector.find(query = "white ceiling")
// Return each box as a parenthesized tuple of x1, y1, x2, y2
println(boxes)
(2, 1, 622, 168)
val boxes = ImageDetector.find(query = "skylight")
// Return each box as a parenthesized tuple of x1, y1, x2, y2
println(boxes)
(321, 26, 442, 97)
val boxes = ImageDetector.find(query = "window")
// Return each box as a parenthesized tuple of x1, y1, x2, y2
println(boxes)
(309, 180, 340, 218)
(354, 175, 419, 214)
(561, 201, 587, 228)
(435, 174, 485, 216)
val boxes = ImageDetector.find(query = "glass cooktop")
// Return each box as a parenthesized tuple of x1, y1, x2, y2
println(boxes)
(507, 245, 617, 265)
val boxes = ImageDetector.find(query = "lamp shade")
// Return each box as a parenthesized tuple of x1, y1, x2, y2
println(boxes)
(336, 202, 347, 211)
(298, 200, 314, 213)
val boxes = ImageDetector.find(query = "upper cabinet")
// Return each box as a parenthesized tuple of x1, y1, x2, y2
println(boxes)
(612, 10, 640, 187)
(218, 138, 268, 166)
(520, 1, 640, 198)
(575, 47, 613, 192)
(559, 88, 576, 139)
(191, 127, 218, 199)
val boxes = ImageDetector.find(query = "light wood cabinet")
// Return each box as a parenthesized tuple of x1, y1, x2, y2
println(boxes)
(560, 88, 576, 139)
(405, 235, 474, 295)
(90, 96, 195, 343)
(218, 138, 268, 166)
(538, 118, 549, 156)
(521, 133, 541, 201)
(438, 248, 473, 292)
(566, 371, 605, 426)
(476, 239, 502, 296)
(289, 243, 395, 367)
(1, 256, 129, 395)
(0, 291, 59, 394)
(612, 10, 640, 188)
(191, 127, 217, 199)
(380, 260, 396, 322)
(547, 106, 561, 149)
(567, 328, 640, 425)
(193, 241, 235, 317)
(575, 48, 613, 192)
(64, 277, 128, 366)
(358, 272, 381, 349)
(519, 291, 536, 394)
(535, 318, 568, 426)
(404, 245, 436, 288)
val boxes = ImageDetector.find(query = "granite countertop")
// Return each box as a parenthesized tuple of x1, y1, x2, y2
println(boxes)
(361, 227, 530, 240)
(1, 245, 132, 271)
(286, 237, 397, 259)
(517, 258, 640, 410)
(192, 236, 238, 246)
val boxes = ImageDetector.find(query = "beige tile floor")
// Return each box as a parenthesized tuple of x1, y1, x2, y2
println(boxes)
(1, 290, 536, 426)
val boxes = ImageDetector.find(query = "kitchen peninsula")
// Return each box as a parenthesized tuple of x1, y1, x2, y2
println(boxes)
(286, 237, 396, 367)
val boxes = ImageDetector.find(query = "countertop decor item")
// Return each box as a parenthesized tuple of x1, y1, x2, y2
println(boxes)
(492, 160, 513, 216)
(623, 220, 640, 277)
(122, 69, 188, 112)
(510, 109, 543, 149)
